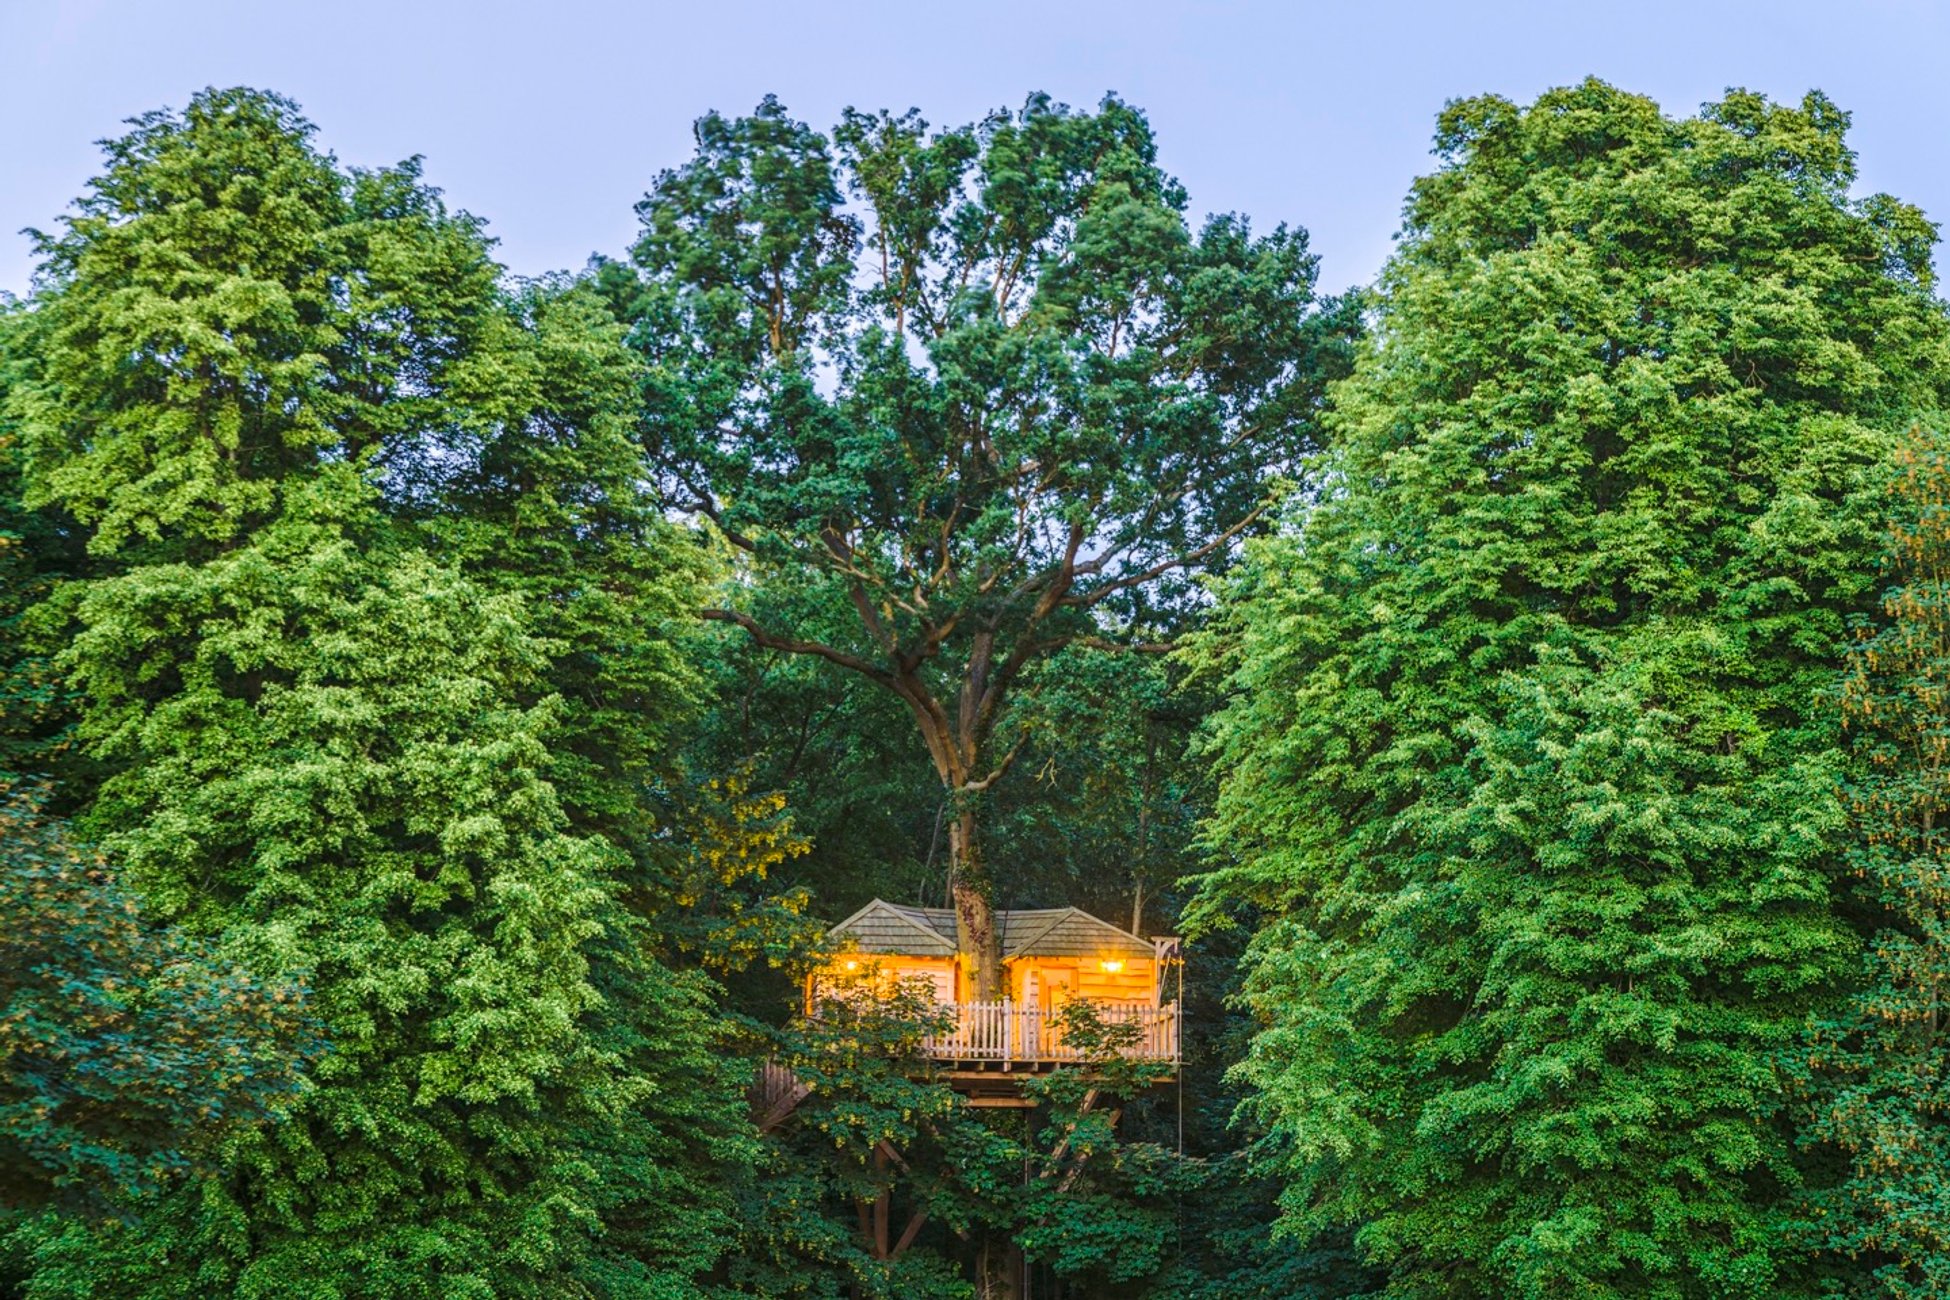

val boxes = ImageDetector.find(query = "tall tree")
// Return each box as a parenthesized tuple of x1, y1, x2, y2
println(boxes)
(7, 89, 736, 1296)
(1193, 82, 1950, 1296)
(1803, 425, 1950, 1296)
(612, 93, 1356, 995)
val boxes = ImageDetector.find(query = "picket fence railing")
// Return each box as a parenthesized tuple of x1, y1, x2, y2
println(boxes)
(922, 999, 1179, 1064)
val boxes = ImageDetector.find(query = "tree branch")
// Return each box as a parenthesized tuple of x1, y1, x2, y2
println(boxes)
(1074, 636, 1175, 654)
(701, 609, 892, 683)
(667, 463, 758, 552)
(963, 728, 1031, 794)
(1066, 500, 1269, 607)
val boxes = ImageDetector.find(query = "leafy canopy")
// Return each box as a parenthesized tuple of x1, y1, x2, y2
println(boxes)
(5, 87, 740, 1298)
(610, 91, 1355, 990)
(0, 781, 313, 1214)
(1194, 80, 1950, 1298)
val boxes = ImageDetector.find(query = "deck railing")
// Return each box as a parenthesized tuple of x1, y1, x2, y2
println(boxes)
(923, 999, 1180, 1064)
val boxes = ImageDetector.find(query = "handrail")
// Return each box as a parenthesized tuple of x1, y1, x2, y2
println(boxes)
(922, 999, 1180, 1064)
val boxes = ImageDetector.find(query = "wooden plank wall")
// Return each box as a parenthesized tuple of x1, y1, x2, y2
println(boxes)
(1060, 959, 1158, 1005)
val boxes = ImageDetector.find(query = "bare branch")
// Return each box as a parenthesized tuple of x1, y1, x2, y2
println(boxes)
(701, 609, 893, 683)
(1074, 637, 1175, 654)
(1067, 500, 1270, 607)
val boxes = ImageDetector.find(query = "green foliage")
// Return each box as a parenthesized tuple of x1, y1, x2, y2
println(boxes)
(734, 975, 1199, 1300)
(625, 92, 1344, 608)
(0, 780, 313, 1212)
(1009, 1050, 1181, 1289)
(1194, 80, 1950, 1297)
(20, 71, 1950, 1300)
(0, 304, 86, 783)
(15, 90, 513, 561)
(4, 87, 743, 1297)
(729, 977, 984, 1300)
(1800, 427, 1950, 1296)
(606, 90, 1357, 992)
(420, 276, 711, 841)
(993, 648, 1208, 928)
(23, 486, 627, 1296)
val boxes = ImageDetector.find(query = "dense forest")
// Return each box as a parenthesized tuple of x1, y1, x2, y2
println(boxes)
(2, 78, 1948, 1298)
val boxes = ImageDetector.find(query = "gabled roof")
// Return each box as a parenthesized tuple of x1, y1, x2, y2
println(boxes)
(823, 899, 957, 956)
(1004, 908, 1157, 960)
(826, 899, 1162, 961)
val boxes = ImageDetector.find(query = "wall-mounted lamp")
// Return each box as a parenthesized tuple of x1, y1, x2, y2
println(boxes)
(1099, 959, 1125, 974)
(843, 960, 860, 972)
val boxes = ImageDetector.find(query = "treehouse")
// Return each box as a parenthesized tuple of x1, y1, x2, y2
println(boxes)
(808, 899, 1181, 1093)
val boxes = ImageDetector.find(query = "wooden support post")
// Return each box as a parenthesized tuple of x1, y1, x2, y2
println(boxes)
(1055, 1110, 1118, 1193)
(752, 1059, 812, 1133)
(871, 1143, 891, 1258)
(892, 1206, 929, 1259)
(1042, 1088, 1098, 1171)
(855, 1197, 875, 1253)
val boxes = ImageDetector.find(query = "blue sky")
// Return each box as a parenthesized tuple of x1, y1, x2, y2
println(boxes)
(7, 0, 1948, 297)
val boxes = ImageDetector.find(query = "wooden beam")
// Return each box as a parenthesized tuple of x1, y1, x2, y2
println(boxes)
(871, 1143, 892, 1259)
(756, 1081, 811, 1133)
(1055, 1109, 1120, 1193)
(855, 1197, 874, 1252)
(1042, 1088, 1100, 1171)
(752, 1060, 813, 1133)
(891, 1206, 930, 1259)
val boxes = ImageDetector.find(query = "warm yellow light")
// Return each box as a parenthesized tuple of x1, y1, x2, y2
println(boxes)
(843, 960, 860, 972)
(1100, 959, 1125, 974)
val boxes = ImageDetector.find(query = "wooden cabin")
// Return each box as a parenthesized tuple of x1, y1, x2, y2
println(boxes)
(808, 899, 1181, 1077)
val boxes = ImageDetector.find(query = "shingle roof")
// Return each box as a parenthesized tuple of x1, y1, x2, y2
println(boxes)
(823, 899, 957, 956)
(826, 899, 1162, 960)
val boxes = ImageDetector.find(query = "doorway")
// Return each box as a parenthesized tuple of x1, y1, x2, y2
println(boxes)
(1038, 966, 1076, 1057)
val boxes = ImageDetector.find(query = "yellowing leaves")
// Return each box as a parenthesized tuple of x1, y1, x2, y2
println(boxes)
(681, 771, 809, 899)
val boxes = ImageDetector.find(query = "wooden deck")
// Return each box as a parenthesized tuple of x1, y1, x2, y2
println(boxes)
(755, 999, 1182, 1122)
(923, 999, 1180, 1067)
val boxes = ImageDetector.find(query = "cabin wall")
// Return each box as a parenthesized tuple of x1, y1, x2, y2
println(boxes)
(807, 952, 1164, 1013)
(1074, 958, 1157, 1005)
(806, 954, 958, 1013)
(1005, 957, 1158, 1006)
(1007, 959, 1072, 1004)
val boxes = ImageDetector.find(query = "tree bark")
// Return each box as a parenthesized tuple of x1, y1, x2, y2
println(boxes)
(949, 806, 1005, 1000)
(977, 1234, 1024, 1300)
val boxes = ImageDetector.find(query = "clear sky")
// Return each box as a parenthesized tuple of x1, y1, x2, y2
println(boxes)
(6, 0, 1948, 298)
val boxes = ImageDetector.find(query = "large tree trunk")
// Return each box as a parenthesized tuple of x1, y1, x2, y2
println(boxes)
(948, 806, 1005, 1001)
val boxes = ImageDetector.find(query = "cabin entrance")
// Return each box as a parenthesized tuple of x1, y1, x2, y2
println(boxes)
(1031, 966, 1075, 1057)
